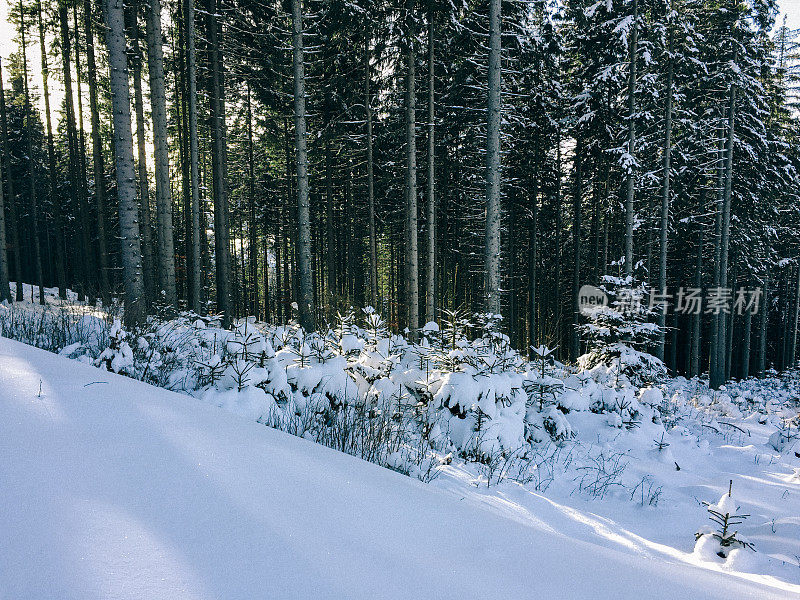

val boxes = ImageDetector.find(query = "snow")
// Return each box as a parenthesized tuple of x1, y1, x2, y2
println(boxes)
(1, 336, 797, 600)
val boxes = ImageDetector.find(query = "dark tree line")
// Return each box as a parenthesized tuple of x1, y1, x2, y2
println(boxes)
(1, 0, 799, 387)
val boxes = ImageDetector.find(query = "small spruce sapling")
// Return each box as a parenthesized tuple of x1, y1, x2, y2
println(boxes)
(695, 480, 756, 558)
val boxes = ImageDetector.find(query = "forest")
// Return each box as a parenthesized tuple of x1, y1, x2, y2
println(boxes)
(0, 0, 798, 389)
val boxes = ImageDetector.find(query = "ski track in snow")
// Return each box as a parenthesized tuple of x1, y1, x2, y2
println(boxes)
(1, 335, 798, 600)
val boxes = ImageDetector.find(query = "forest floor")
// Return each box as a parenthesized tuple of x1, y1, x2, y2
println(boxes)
(1, 283, 800, 598)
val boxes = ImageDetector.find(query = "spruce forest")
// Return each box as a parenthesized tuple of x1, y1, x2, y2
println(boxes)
(0, 0, 799, 389)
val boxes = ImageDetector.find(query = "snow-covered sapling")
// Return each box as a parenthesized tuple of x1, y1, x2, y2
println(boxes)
(695, 481, 755, 558)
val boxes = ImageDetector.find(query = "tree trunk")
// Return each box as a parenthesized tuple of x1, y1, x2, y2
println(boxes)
(83, 0, 112, 301)
(711, 80, 737, 387)
(102, 0, 146, 326)
(184, 0, 201, 313)
(0, 77, 8, 302)
(623, 0, 638, 279)
(59, 3, 91, 301)
(425, 10, 435, 324)
(145, 0, 176, 307)
(404, 0, 419, 338)
(570, 140, 583, 362)
(741, 290, 751, 379)
(365, 20, 378, 309)
(73, 4, 96, 299)
(484, 0, 502, 314)
(19, 0, 45, 304)
(656, 14, 673, 360)
(528, 141, 539, 353)
(246, 83, 258, 317)
(38, 0, 66, 299)
(689, 222, 703, 377)
(0, 59, 22, 302)
(758, 272, 769, 376)
(127, 0, 155, 306)
(207, 0, 231, 325)
(291, 0, 315, 331)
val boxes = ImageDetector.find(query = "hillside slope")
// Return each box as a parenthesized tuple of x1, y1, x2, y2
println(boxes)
(0, 337, 794, 600)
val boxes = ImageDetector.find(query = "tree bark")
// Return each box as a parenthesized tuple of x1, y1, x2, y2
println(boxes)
(291, 0, 315, 331)
(656, 12, 673, 360)
(184, 0, 201, 313)
(570, 140, 583, 362)
(0, 59, 22, 302)
(206, 0, 231, 325)
(484, 0, 502, 314)
(404, 0, 419, 338)
(19, 0, 45, 304)
(711, 80, 736, 388)
(623, 0, 638, 279)
(83, 0, 111, 301)
(758, 272, 769, 376)
(126, 0, 155, 306)
(246, 83, 258, 317)
(425, 10, 435, 324)
(145, 0, 176, 307)
(102, 0, 146, 326)
(38, 0, 66, 299)
(365, 19, 378, 309)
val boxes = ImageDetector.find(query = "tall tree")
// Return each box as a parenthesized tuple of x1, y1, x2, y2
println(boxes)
(623, 0, 638, 278)
(185, 0, 201, 313)
(0, 59, 23, 302)
(102, 0, 146, 326)
(18, 0, 45, 304)
(484, 0, 502, 314)
(145, 0, 177, 306)
(83, 0, 111, 300)
(424, 7, 435, 324)
(291, 0, 314, 331)
(404, 0, 419, 338)
(207, 0, 231, 324)
(38, 0, 66, 299)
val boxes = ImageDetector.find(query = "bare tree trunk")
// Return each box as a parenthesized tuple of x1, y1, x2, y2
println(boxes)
(758, 272, 769, 376)
(59, 2, 91, 301)
(0, 59, 22, 302)
(790, 267, 800, 366)
(689, 222, 703, 377)
(145, 0, 176, 307)
(528, 141, 539, 353)
(656, 13, 673, 360)
(18, 0, 45, 304)
(570, 140, 583, 362)
(711, 81, 736, 388)
(103, 0, 146, 326)
(0, 78, 8, 302)
(404, 0, 419, 338)
(127, 0, 155, 306)
(74, 3, 97, 299)
(184, 0, 201, 313)
(291, 0, 315, 331)
(425, 10, 435, 324)
(83, 0, 111, 301)
(554, 129, 562, 356)
(206, 0, 231, 325)
(365, 20, 378, 309)
(623, 0, 638, 279)
(246, 83, 258, 317)
(484, 0, 502, 314)
(741, 290, 751, 379)
(38, 0, 66, 299)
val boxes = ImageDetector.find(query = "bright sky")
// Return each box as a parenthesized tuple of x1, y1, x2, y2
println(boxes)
(0, 0, 798, 126)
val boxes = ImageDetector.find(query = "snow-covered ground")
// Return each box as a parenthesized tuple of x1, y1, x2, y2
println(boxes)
(1, 336, 798, 599)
